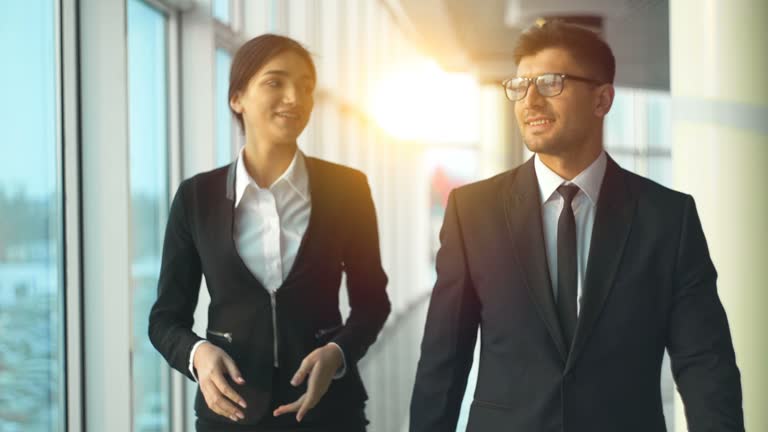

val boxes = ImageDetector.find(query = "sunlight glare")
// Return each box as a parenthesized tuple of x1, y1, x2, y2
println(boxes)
(369, 59, 480, 144)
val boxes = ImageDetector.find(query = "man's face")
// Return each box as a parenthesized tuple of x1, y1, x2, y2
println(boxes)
(514, 47, 607, 157)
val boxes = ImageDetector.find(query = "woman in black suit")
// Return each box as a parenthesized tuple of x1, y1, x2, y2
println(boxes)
(148, 34, 390, 432)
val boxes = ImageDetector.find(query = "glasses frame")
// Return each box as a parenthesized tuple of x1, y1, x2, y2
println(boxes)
(501, 73, 605, 101)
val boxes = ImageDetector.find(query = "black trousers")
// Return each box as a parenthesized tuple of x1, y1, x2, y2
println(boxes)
(195, 368, 367, 432)
(195, 419, 365, 432)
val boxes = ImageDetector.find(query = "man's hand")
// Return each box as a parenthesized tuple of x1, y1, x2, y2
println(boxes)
(272, 344, 343, 422)
(194, 342, 247, 422)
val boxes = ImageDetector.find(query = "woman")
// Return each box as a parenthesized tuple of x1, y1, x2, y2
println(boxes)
(149, 34, 390, 432)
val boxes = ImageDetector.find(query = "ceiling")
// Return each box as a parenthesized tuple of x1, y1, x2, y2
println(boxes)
(389, 0, 670, 90)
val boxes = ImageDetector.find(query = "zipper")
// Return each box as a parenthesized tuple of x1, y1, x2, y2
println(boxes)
(315, 324, 343, 340)
(207, 330, 232, 343)
(473, 399, 512, 410)
(270, 290, 278, 367)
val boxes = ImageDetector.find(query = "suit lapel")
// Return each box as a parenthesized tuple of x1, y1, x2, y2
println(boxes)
(221, 162, 269, 293)
(225, 161, 236, 200)
(282, 156, 327, 285)
(565, 156, 636, 372)
(503, 158, 568, 361)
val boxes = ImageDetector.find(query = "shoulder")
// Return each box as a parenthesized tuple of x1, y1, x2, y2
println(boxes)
(306, 156, 369, 191)
(182, 164, 230, 186)
(176, 164, 231, 200)
(450, 168, 518, 208)
(620, 167, 692, 212)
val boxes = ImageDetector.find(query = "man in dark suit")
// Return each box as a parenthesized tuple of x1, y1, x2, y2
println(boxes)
(410, 21, 743, 432)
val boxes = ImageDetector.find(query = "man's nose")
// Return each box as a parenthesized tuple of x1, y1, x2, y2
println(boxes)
(521, 82, 544, 108)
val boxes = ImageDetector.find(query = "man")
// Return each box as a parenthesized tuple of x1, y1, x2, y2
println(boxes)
(410, 21, 743, 432)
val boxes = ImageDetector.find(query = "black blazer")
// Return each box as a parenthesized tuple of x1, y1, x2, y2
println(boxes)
(148, 157, 390, 426)
(410, 156, 743, 432)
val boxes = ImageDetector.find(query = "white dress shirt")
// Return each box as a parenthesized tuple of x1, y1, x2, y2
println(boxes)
(188, 147, 346, 381)
(233, 146, 311, 293)
(534, 151, 607, 316)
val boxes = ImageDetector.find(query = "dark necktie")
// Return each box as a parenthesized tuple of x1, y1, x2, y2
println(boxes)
(556, 184, 580, 349)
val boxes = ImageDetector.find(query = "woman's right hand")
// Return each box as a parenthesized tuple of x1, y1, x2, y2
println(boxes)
(193, 342, 248, 422)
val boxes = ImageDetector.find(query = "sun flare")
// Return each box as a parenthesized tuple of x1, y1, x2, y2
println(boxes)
(369, 59, 480, 143)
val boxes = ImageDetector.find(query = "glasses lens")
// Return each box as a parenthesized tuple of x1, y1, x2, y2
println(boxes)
(536, 74, 563, 97)
(506, 78, 529, 101)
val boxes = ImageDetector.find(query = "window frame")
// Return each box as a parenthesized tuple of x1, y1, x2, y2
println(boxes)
(62, 0, 83, 429)
(125, 1, 185, 431)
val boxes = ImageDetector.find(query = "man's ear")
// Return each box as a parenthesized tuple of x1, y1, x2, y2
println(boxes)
(594, 84, 615, 118)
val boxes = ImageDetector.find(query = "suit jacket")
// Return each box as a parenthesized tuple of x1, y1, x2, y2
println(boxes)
(410, 155, 743, 432)
(148, 157, 390, 427)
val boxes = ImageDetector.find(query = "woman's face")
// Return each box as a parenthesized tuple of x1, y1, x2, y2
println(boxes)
(231, 50, 315, 146)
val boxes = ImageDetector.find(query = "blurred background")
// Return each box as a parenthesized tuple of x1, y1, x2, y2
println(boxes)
(0, 0, 765, 431)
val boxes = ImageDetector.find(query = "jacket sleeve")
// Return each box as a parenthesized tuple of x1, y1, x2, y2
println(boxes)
(148, 179, 205, 382)
(330, 172, 391, 366)
(667, 195, 744, 431)
(410, 190, 480, 432)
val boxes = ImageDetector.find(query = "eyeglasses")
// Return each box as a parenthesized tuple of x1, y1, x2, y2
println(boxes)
(501, 73, 604, 101)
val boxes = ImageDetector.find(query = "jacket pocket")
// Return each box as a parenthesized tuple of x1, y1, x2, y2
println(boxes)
(314, 324, 344, 345)
(194, 377, 272, 425)
(206, 329, 233, 343)
(196, 330, 272, 425)
(204, 329, 242, 371)
(472, 399, 513, 410)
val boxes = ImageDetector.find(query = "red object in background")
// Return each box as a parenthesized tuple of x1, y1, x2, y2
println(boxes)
(430, 166, 466, 208)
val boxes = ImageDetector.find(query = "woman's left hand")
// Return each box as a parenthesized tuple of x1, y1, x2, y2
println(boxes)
(272, 344, 344, 422)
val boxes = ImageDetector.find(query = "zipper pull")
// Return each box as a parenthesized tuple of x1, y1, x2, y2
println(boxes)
(207, 330, 233, 343)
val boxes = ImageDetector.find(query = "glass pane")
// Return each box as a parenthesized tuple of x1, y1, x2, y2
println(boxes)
(646, 93, 672, 151)
(212, 0, 230, 24)
(269, 0, 279, 31)
(0, 1, 64, 431)
(648, 155, 673, 188)
(423, 146, 479, 284)
(604, 89, 634, 150)
(215, 49, 234, 166)
(127, 1, 171, 431)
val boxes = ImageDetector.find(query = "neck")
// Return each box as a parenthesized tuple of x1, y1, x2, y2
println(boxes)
(537, 141, 603, 181)
(242, 136, 298, 188)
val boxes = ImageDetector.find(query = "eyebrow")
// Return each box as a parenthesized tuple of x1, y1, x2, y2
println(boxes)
(261, 70, 314, 81)
(262, 70, 289, 77)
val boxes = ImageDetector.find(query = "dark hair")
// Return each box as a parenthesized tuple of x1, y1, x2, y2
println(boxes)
(513, 21, 615, 84)
(229, 34, 317, 131)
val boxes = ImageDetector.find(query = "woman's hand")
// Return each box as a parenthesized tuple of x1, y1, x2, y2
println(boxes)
(272, 344, 344, 422)
(193, 342, 247, 422)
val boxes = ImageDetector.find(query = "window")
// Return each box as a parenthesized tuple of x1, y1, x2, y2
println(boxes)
(0, 1, 65, 430)
(604, 88, 673, 187)
(127, 1, 171, 430)
(215, 48, 234, 166)
(212, 0, 231, 25)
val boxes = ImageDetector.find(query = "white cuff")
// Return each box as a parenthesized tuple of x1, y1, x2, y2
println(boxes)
(328, 342, 347, 379)
(188, 340, 209, 382)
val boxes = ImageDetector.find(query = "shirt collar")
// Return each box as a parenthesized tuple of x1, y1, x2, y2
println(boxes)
(234, 146, 310, 207)
(534, 150, 607, 206)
